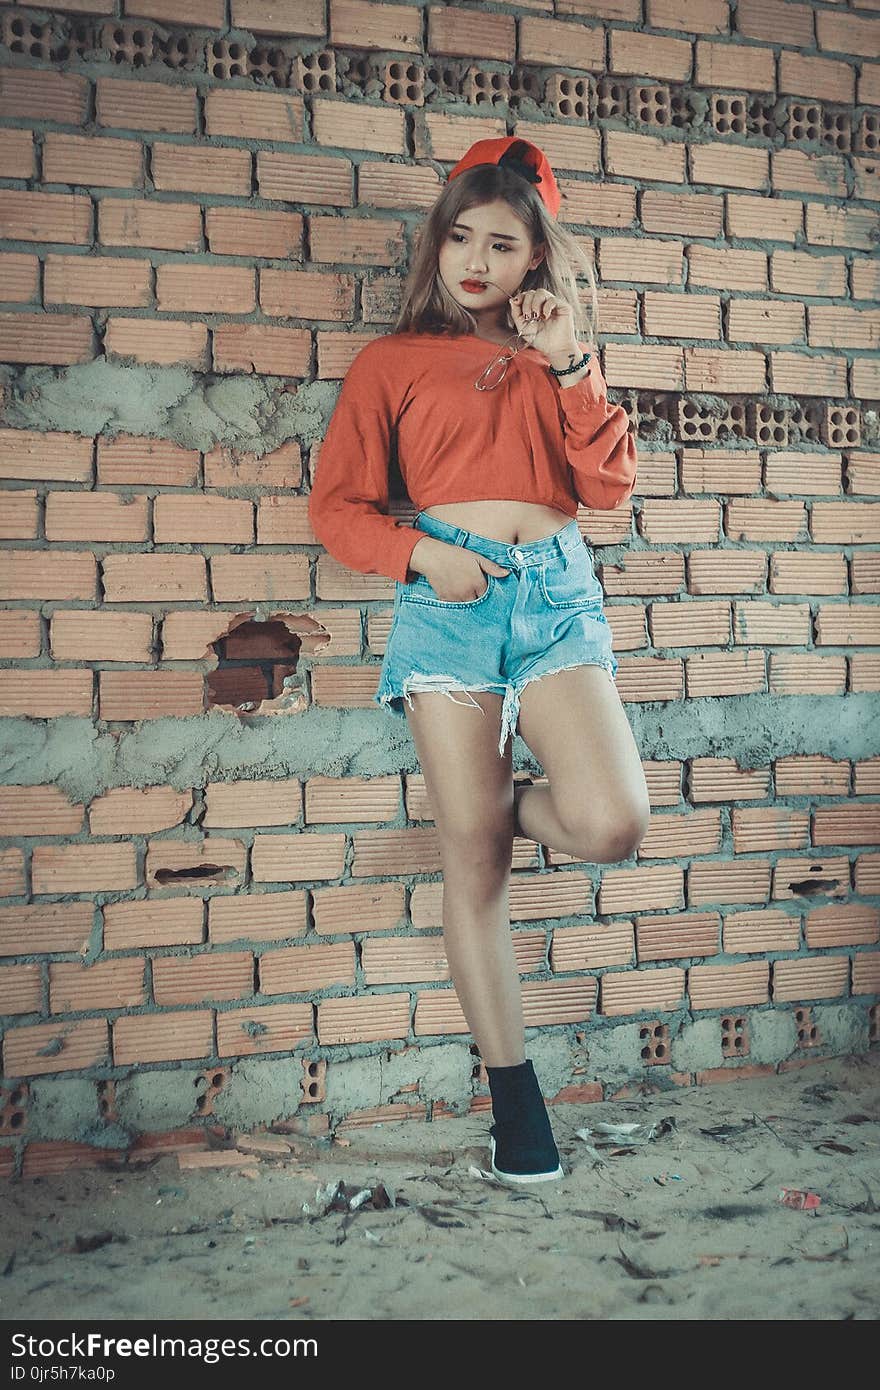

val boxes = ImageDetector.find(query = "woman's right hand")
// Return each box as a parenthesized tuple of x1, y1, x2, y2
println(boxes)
(409, 537, 510, 602)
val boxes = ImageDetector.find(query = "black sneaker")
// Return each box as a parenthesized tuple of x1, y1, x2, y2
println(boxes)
(489, 1120, 564, 1185)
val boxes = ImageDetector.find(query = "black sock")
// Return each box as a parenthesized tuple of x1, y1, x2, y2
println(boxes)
(486, 1058, 553, 1140)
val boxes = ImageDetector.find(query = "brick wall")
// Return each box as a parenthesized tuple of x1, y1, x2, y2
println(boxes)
(0, 0, 878, 1177)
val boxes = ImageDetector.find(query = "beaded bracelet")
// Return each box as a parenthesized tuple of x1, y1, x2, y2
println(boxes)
(547, 350, 592, 378)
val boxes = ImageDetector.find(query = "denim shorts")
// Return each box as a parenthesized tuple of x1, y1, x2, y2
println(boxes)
(374, 511, 619, 758)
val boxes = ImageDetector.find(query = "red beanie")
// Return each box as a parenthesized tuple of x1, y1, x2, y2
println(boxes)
(446, 136, 561, 219)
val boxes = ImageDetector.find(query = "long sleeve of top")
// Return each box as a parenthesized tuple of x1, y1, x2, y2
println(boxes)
(307, 330, 638, 584)
(308, 340, 432, 585)
(554, 348, 639, 511)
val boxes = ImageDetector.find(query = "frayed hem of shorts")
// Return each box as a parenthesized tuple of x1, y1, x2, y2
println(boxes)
(508, 657, 618, 749)
(376, 675, 512, 755)
(376, 659, 617, 759)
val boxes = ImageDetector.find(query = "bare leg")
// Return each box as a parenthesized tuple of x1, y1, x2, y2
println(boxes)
(513, 665, 652, 863)
(403, 688, 525, 1067)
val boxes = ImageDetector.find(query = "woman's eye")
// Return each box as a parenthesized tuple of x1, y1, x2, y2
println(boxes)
(449, 233, 510, 252)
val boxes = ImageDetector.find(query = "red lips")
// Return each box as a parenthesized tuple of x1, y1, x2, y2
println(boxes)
(460, 280, 488, 291)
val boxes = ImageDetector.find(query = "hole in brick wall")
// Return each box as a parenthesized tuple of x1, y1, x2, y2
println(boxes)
(596, 78, 626, 119)
(712, 95, 747, 136)
(554, 75, 588, 119)
(670, 90, 695, 127)
(630, 84, 671, 127)
(789, 102, 821, 143)
(153, 863, 232, 883)
(717, 401, 748, 439)
(747, 97, 777, 138)
(427, 62, 463, 95)
(297, 51, 336, 93)
(206, 617, 310, 716)
(345, 55, 373, 89)
(824, 406, 861, 448)
(790, 402, 824, 444)
(387, 61, 415, 99)
(859, 115, 879, 153)
(787, 872, 842, 896)
(822, 109, 852, 152)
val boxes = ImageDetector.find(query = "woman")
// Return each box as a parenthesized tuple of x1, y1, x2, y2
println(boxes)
(308, 137, 651, 1186)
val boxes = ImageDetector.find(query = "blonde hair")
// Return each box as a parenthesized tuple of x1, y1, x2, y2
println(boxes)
(393, 161, 599, 344)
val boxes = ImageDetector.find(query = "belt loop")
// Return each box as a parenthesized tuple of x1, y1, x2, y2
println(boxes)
(455, 528, 468, 548)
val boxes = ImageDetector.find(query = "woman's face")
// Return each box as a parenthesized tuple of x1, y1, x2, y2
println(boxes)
(437, 199, 545, 331)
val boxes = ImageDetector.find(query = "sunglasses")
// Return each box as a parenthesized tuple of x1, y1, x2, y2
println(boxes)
(474, 329, 535, 391)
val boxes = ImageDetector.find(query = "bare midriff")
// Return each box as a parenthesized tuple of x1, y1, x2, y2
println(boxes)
(420, 500, 573, 545)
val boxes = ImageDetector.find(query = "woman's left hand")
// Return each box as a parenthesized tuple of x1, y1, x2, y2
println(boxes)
(509, 289, 581, 360)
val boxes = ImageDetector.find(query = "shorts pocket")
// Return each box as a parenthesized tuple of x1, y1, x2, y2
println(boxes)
(402, 572, 496, 608)
(539, 548, 604, 610)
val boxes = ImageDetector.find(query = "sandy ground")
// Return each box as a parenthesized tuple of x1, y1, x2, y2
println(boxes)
(2, 1054, 878, 1322)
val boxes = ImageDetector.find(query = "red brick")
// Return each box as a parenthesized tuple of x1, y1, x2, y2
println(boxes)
(691, 143, 769, 191)
(0, 489, 38, 537)
(641, 190, 723, 237)
(96, 77, 197, 133)
(735, 0, 814, 47)
(683, 347, 766, 393)
(771, 250, 848, 297)
(152, 952, 253, 1005)
(808, 204, 879, 254)
(859, 62, 880, 106)
(728, 298, 804, 344)
(647, 0, 728, 34)
(331, 0, 421, 52)
(2, 1019, 109, 1079)
(599, 236, 683, 284)
(611, 30, 693, 81)
(112, 1011, 213, 1066)
(153, 494, 254, 544)
(0, 189, 90, 246)
(0, 549, 96, 600)
(44, 254, 151, 309)
(772, 150, 847, 199)
(687, 245, 767, 291)
(32, 842, 138, 896)
(101, 553, 208, 603)
(769, 351, 847, 397)
(696, 40, 775, 92)
(45, 492, 149, 542)
(643, 291, 720, 339)
(816, 10, 880, 60)
(0, 428, 92, 483)
(604, 343, 684, 390)
(606, 130, 687, 183)
(428, 6, 515, 60)
(93, 673, 192, 732)
(808, 306, 880, 350)
(779, 51, 855, 104)
(0, 671, 93, 718)
(559, 1, 639, 20)
(517, 16, 606, 70)
(0, 786, 83, 836)
(726, 194, 802, 242)
(50, 611, 153, 663)
(0, 611, 41, 658)
(49, 958, 146, 1013)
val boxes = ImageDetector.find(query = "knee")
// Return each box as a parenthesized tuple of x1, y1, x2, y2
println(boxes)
(435, 817, 512, 873)
(563, 802, 651, 864)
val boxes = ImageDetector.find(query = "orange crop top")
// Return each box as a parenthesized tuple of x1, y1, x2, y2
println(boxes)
(307, 329, 638, 585)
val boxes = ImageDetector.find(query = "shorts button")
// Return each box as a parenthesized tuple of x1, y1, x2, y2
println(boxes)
(512, 548, 525, 561)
